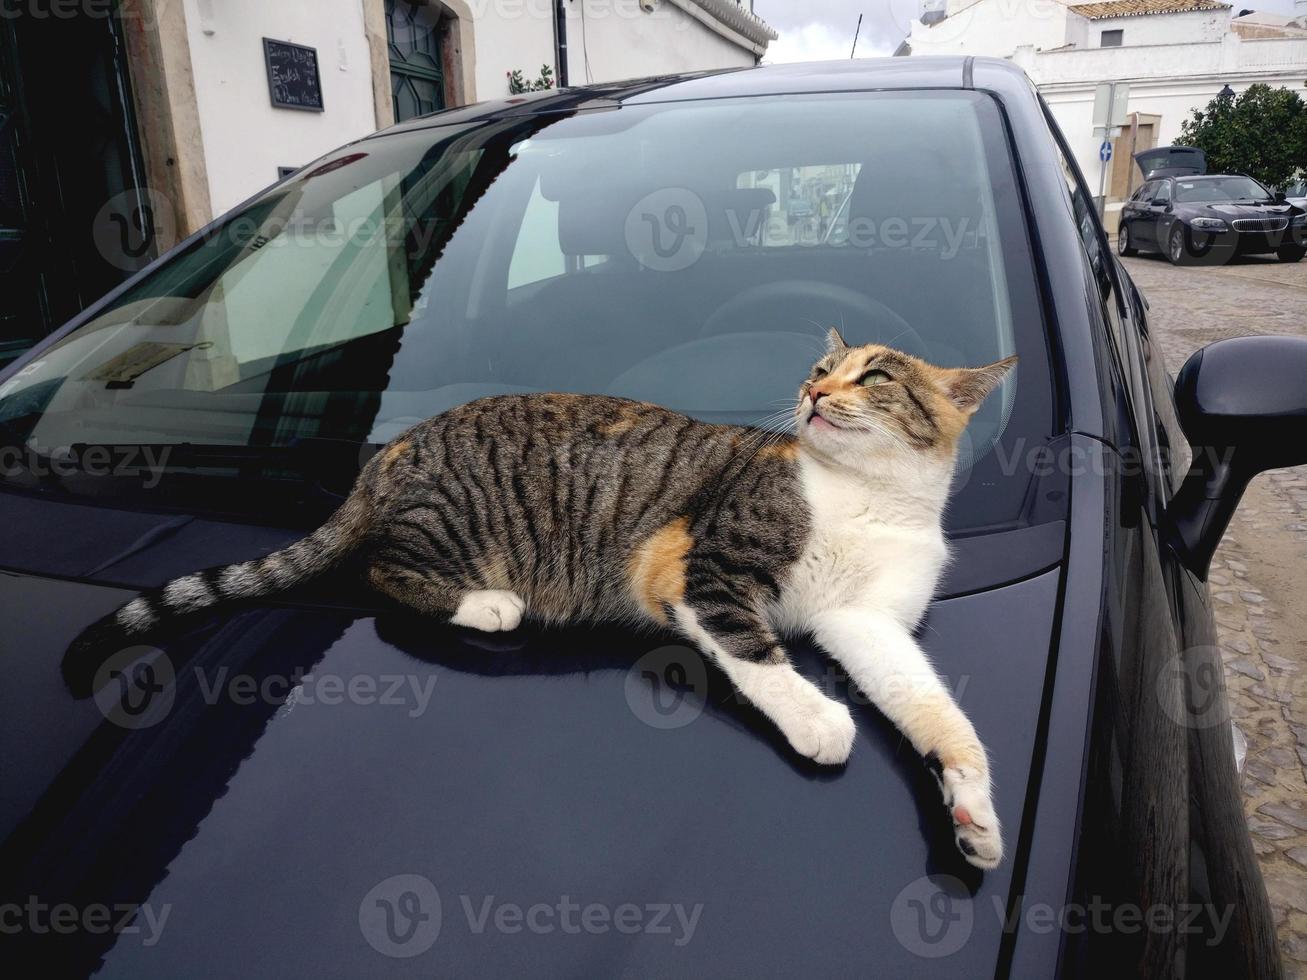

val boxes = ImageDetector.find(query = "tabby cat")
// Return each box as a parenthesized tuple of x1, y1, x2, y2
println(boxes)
(67, 331, 1016, 869)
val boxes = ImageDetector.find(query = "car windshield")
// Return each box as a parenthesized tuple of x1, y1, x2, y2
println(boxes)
(0, 91, 1054, 534)
(1174, 176, 1274, 203)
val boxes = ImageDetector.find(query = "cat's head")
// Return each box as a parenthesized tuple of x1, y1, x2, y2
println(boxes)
(794, 329, 1017, 464)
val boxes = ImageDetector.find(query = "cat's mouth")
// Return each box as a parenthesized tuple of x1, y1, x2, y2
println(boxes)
(807, 408, 841, 431)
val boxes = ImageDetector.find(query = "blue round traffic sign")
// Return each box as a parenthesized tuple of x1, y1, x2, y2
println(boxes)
(1099, 140, 1113, 163)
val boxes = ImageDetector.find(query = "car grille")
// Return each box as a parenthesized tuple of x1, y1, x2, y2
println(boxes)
(1231, 217, 1288, 232)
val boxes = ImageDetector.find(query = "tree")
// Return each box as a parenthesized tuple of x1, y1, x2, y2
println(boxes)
(1178, 84, 1307, 189)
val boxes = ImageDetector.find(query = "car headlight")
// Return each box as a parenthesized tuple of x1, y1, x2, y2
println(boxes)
(1292, 213, 1307, 227)
(1190, 217, 1228, 231)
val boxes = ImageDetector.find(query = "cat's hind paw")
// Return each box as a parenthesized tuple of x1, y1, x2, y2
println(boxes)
(451, 590, 526, 633)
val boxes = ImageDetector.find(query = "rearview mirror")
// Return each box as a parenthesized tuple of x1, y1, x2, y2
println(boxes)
(1274, 191, 1288, 203)
(1170, 336, 1307, 577)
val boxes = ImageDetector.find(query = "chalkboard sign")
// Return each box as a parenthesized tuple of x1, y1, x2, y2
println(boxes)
(263, 39, 324, 112)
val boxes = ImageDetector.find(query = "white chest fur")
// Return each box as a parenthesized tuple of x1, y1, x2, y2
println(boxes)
(773, 450, 953, 634)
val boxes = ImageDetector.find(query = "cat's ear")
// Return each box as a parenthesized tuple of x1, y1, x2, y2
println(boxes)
(940, 355, 1018, 412)
(825, 327, 849, 354)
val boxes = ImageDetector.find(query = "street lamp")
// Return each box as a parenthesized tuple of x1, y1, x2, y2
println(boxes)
(1219, 84, 1235, 98)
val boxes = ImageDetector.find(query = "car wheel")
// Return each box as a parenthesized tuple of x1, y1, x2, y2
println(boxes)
(1167, 225, 1190, 265)
(1277, 245, 1305, 263)
(1118, 225, 1137, 257)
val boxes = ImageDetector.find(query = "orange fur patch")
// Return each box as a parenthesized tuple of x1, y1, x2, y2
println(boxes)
(599, 417, 637, 436)
(757, 440, 799, 461)
(378, 439, 411, 472)
(628, 516, 694, 621)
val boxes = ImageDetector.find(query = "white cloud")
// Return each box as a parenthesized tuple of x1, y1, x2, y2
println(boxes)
(764, 22, 860, 64)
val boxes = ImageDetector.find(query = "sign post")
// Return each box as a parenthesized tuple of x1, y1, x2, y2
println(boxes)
(1091, 82, 1130, 218)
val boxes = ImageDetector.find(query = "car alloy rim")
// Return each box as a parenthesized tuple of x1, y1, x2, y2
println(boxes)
(1119, 227, 1128, 253)
(1171, 228, 1183, 260)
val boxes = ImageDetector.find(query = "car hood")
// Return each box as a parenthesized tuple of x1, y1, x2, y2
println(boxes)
(1179, 202, 1298, 220)
(1, 495, 1064, 977)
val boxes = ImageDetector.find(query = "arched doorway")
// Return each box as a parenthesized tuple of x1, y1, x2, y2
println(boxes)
(368, 0, 475, 127)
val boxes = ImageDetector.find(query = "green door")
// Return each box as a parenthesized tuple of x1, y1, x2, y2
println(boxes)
(0, 17, 48, 364)
(386, 0, 445, 122)
(0, 8, 148, 367)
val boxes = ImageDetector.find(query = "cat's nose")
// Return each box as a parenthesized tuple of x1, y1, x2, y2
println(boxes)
(810, 385, 830, 405)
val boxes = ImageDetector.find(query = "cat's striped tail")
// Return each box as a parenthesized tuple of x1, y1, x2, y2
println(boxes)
(63, 491, 373, 695)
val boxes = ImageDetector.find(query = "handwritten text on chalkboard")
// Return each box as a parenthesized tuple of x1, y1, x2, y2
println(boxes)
(263, 39, 325, 112)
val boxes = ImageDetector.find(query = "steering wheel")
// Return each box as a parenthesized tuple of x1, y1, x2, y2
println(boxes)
(698, 280, 928, 357)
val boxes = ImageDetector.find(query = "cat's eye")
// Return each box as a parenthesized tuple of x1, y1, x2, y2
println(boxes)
(812, 367, 829, 380)
(859, 369, 892, 387)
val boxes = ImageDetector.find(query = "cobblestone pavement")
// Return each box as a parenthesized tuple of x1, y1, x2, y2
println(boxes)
(1121, 254, 1307, 974)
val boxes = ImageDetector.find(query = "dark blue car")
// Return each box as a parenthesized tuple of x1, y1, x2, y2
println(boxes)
(1, 58, 1299, 977)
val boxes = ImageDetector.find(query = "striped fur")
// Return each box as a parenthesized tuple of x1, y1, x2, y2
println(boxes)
(64, 336, 1016, 868)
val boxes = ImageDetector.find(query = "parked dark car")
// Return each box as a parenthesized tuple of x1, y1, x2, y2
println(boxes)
(1118, 173, 1307, 264)
(1, 57, 1299, 978)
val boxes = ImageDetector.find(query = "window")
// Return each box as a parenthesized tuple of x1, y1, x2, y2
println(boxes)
(386, 0, 444, 122)
(1100, 29, 1123, 47)
(1154, 180, 1171, 204)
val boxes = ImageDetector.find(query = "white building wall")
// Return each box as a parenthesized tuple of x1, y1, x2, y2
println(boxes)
(470, 1, 755, 100)
(467, 3, 558, 101)
(183, 0, 381, 216)
(559, 0, 754, 83)
(1084, 9, 1231, 46)
(183, 0, 763, 216)
(909, 0, 1076, 55)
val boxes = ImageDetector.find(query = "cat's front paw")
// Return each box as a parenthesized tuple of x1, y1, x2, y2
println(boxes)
(451, 590, 526, 632)
(784, 696, 856, 766)
(936, 763, 1003, 870)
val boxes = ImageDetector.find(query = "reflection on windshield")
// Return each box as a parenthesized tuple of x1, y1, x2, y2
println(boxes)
(0, 91, 1050, 532)
(1174, 176, 1273, 204)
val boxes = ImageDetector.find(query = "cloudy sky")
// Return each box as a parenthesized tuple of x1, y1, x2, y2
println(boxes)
(753, 0, 1302, 64)
(754, 0, 923, 61)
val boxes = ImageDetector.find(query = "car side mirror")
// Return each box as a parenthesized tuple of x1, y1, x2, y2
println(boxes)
(1274, 191, 1287, 203)
(1170, 336, 1307, 578)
